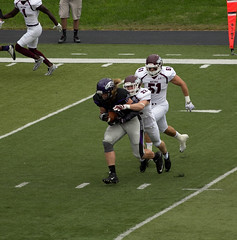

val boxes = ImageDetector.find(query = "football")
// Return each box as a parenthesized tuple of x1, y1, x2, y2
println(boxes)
(107, 111, 118, 123)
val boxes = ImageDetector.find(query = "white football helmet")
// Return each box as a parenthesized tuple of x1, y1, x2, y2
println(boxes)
(123, 75, 141, 96)
(145, 54, 163, 77)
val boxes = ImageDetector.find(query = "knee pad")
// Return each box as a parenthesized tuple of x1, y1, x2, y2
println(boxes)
(103, 141, 114, 152)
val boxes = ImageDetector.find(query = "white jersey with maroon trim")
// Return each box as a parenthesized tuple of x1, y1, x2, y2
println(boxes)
(131, 87, 156, 129)
(135, 66, 176, 106)
(14, 0, 42, 26)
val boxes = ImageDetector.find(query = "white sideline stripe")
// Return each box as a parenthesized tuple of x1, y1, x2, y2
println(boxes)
(75, 183, 90, 189)
(101, 63, 113, 67)
(137, 183, 151, 190)
(179, 109, 222, 113)
(200, 64, 210, 68)
(114, 167, 237, 240)
(182, 188, 222, 191)
(166, 54, 182, 56)
(0, 94, 94, 140)
(1, 58, 237, 64)
(118, 53, 135, 55)
(15, 182, 29, 188)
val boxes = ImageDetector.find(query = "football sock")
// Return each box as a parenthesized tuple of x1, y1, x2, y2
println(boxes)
(74, 29, 78, 37)
(15, 44, 37, 59)
(62, 29, 66, 36)
(29, 48, 51, 66)
(1, 45, 9, 51)
(163, 152, 169, 159)
(109, 165, 116, 173)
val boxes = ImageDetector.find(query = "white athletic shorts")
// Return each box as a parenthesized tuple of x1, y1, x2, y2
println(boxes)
(59, 0, 82, 20)
(151, 102, 169, 133)
(17, 23, 42, 49)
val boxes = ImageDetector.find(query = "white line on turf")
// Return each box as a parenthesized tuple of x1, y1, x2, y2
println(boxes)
(15, 182, 29, 188)
(6, 63, 17, 67)
(114, 167, 237, 240)
(137, 183, 151, 190)
(75, 183, 90, 189)
(182, 188, 222, 191)
(0, 94, 94, 140)
(101, 63, 113, 67)
(1, 58, 237, 64)
(179, 110, 222, 113)
(200, 64, 210, 68)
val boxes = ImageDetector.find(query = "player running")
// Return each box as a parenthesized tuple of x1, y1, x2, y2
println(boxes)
(0, 1, 62, 75)
(135, 54, 195, 152)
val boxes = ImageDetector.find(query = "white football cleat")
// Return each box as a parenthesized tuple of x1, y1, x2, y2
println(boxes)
(45, 64, 57, 76)
(179, 134, 189, 152)
(8, 45, 16, 60)
(33, 56, 44, 71)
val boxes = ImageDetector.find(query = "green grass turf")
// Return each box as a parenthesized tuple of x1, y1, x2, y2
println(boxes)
(0, 44, 237, 239)
(1, 0, 228, 30)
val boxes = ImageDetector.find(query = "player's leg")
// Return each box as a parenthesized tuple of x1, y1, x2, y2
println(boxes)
(0, 45, 16, 60)
(102, 124, 126, 184)
(58, 0, 69, 43)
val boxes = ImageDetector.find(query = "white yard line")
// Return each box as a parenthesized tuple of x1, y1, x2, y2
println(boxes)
(1, 58, 237, 64)
(0, 94, 94, 140)
(137, 183, 151, 190)
(75, 183, 90, 189)
(114, 167, 237, 240)
(179, 110, 222, 113)
(15, 182, 29, 188)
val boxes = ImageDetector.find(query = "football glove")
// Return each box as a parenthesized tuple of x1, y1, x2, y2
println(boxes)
(99, 113, 109, 122)
(113, 104, 130, 111)
(53, 23, 62, 32)
(0, 20, 4, 29)
(185, 102, 195, 112)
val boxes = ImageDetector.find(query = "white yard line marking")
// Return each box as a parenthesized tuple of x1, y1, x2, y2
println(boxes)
(1, 58, 237, 64)
(114, 167, 237, 240)
(200, 64, 210, 68)
(166, 54, 181, 56)
(118, 53, 135, 55)
(137, 183, 151, 190)
(75, 183, 90, 189)
(6, 63, 17, 67)
(71, 53, 88, 55)
(213, 54, 230, 56)
(15, 182, 29, 188)
(179, 110, 222, 113)
(101, 63, 113, 67)
(182, 188, 222, 191)
(0, 94, 94, 140)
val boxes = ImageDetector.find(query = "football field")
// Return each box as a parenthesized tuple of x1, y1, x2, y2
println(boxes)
(0, 43, 237, 240)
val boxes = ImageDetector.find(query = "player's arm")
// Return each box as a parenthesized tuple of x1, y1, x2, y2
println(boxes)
(37, 5, 60, 27)
(0, 8, 19, 20)
(171, 75, 195, 111)
(113, 99, 149, 111)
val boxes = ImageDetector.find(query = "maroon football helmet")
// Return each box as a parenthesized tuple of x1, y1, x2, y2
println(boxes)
(145, 54, 163, 76)
(123, 75, 141, 96)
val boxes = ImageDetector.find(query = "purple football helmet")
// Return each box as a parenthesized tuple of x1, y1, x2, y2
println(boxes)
(96, 78, 115, 97)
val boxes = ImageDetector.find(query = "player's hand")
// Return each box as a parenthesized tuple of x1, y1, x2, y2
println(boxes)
(53, 23, 62, 32)
(99, 113, 109, 122)
(185, 102, 195, 112)
(0, 20, 4, 29)
(113, 104, 130, 111)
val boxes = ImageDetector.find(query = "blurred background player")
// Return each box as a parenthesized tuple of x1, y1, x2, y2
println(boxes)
(58, 0, 82, 43)
(0, 45, 16, 60)
(135, 54, 195, 153)
(0, 0, 62, 76)
(93, 78, 164, 184)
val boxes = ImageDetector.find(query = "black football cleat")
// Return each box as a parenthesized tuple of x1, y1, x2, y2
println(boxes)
(153, 152, 164, 174)
(140, 159, 149, 173)
(164, 153, 171, 172)
(103, 172, 119, 184)
(58, 35, 66, 44)
(74, 36, 81, 43)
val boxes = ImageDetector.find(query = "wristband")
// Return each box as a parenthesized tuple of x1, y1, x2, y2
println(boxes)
(124, 104, 130, 109)
(185, 96, 191, 103)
